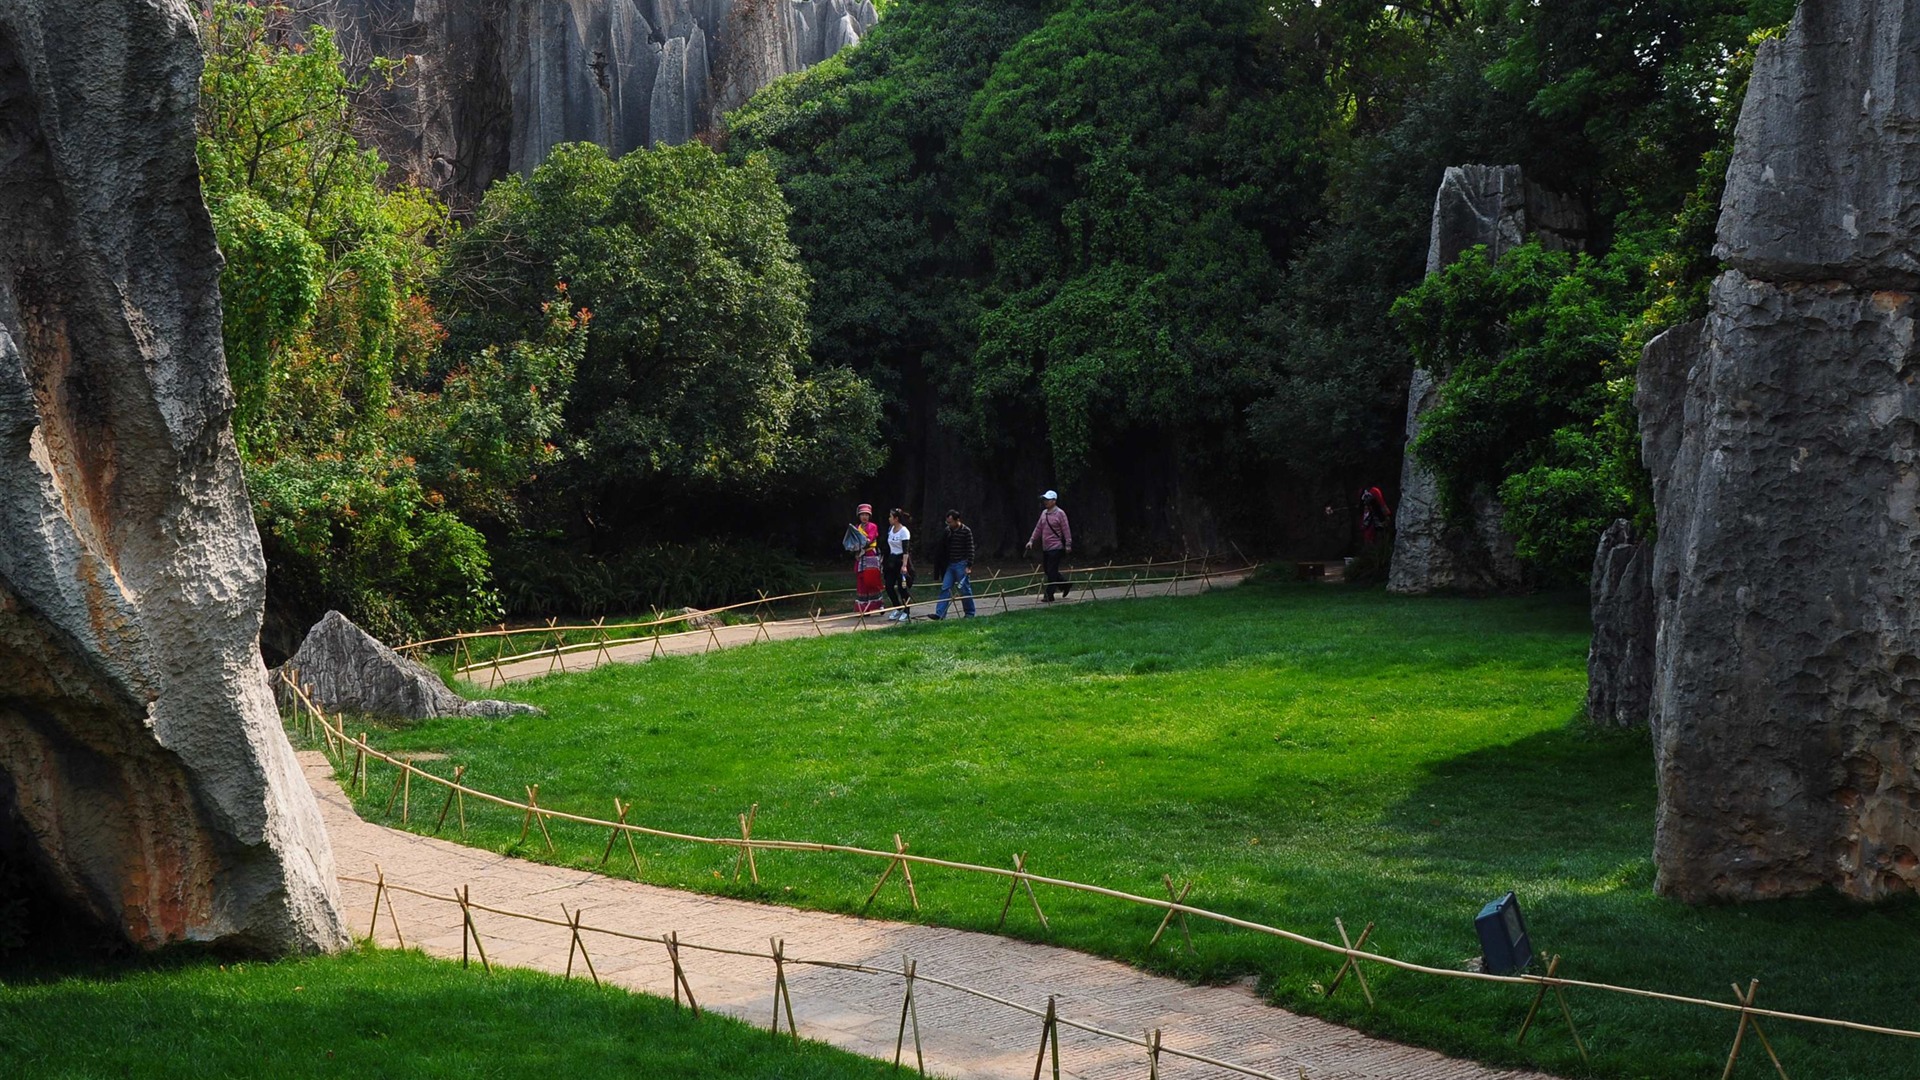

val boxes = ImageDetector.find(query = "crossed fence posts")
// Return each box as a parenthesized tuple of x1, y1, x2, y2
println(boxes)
(281, 670, 1920, 1078)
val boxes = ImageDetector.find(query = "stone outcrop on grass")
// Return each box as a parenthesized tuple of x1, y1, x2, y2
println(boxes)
(1389, 165, 1582, 595)
(0, 0, 346, 952)
(1585, 520, 1654, 730)
(277, 612, 540, 721)
(1635, 0, 1920, 902)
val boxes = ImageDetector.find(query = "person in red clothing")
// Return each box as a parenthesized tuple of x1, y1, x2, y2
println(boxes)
(851, 503, 884, 614)
(1359, 486, 1393, 547)
(1025, 490, 1074, 602)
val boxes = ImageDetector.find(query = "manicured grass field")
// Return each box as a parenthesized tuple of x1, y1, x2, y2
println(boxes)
(338, 579, 1920, 1078)
(0, 946, 895, 1078)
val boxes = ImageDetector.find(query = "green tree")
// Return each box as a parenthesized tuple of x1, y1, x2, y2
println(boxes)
(438, 141, 882, 526)
(196, 1, 584, 642)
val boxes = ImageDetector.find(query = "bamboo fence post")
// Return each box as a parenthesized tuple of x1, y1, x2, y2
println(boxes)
(706, 621, 721, 653)
(1032, 995, 1062, 1080)
(990, 569, 1009, 612)
(894, 956, 925, 1075)
(519, 784, 556, 852)
(382, 756, 406, 817)
(1332, 917, 1375, 1008)
(735, 804, 761, 884)
(863, 833, 920, 911)
(356, 733, 370, 795)
(1126, 573, 1139, 599)
(366, 865, 385, 942)
(754, 613, 770, 644)
(996, 853, 1048, 931)
(433, 765, 467, 834)
(1148, 876, 1195, 952)
(1326, 918, 1374, 1000)
(487, 643, 505, 690)
(562, 904, 599, 986)
(600, 797, 642, 874)
(665, 932, 699, 1015)
(1722, 980, 1790, 1080)
(457, 885, 491, 973)
(810, 609, 825, 637)
(650, 627, 664, 659)
(1146, 1028, 1163, 1080)
(768, 937, 798, 1043)
(1512, 953, 1588, 1064)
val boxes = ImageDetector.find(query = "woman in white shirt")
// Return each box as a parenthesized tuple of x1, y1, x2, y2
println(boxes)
(884, 509, 914, 621)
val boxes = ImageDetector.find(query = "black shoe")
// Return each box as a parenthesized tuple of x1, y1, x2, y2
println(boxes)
(1041, 594, 1054, 603)
(1060, 583, 1071, 597)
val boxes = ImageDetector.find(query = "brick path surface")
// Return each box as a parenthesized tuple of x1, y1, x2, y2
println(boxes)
(475, 569, 1259, 685)
(313, 755, 1541, 1080)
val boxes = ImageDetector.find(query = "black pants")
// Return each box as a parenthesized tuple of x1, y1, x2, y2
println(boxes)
(884, 553, 912, 609)
(1042, 548, 1069, 600)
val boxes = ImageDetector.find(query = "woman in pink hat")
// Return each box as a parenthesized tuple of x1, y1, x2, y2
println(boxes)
(851, 503, 884, 614)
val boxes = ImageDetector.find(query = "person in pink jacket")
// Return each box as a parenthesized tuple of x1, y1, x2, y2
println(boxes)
(1025, 490, 1073, 602)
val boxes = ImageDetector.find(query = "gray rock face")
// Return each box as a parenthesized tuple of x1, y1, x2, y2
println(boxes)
(1586, 519, 1654, 730)
(300, 0, 876, 201)
(278, 612, 541, 722)
(0, 0, 346, 952)
(1637, 0, 1920, 905)
(1645, 276, 1920, 901)
(1717, 0, 1920, 290)
(1390, 164, 1581, 595)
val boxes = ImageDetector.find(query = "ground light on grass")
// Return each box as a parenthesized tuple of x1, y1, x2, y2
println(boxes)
(0, 946, 898, 1079)
(333, 578, 1920, 1079)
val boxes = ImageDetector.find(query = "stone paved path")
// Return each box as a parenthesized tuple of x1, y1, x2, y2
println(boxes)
(472, 568, 1258, 685)
(313, 754, 1541, 1080)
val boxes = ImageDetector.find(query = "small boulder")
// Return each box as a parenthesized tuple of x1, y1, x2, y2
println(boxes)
(675, 606, 721, 630)
(275, 612, 541, 722)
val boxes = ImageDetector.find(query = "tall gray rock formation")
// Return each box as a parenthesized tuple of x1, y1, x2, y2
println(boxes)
(0, 0, 347, 951)
(300, 0, 876, 201)
(1389, 165, 1583, 594)
(276, 611, 541, 721)
(1585, 519, 1654, 730)
(1640, 0, 1920, 902)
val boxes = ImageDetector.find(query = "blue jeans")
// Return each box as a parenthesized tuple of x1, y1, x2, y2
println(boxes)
(934, 562, 975, 618)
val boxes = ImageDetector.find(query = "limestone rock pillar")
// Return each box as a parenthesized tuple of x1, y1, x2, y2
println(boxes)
(0, 0, 348, 952)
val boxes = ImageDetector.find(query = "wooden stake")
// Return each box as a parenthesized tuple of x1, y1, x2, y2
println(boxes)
(593, 617, 612, 667)
(517, 784, 555, 852)
(1332, 917, 1375, 1008)
(457, 885, 491, 973)
(433, 765, 467, 834)
(383, 756, 405, 817)
(353, 733, 368, 795)
(768, 938, 798, 1043)
(810, 609, 825, 638)
(706, 622, 721, 653)
(1126, 573, 1139, 599)
(562, 904, 599, 986)
(733, 803, 760, 884)
(864, 833, 920, 911)
(1031, 995, 1062, 1080)
(665, 932, 699, 1016)
(894, 956, 925, 1074)
(1148, 876, 1194, 952)
(600, 797, 642, 874)
(1515, 953, 1586, 1061)
(997, 853, 1049, 931)
(1721, 979, 1790, 1080)
(650, 628, 664, 659)
(754, 613, 770, 644)
(1146, 1028, 1162, 1080)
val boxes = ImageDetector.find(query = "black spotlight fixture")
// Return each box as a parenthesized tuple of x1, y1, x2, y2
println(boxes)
(1474, 891, 1533, 976)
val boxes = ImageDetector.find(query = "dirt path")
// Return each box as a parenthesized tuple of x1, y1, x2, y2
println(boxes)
(313, 753, 1540, 1080)
(470, 570, 1259, 686)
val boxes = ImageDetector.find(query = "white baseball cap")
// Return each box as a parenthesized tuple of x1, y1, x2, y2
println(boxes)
(1042, 490, 1058, 500)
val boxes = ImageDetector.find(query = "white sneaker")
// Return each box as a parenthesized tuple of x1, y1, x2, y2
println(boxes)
(887, 611, 904, 621)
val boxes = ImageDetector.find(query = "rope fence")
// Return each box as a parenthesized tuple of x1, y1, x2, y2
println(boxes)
(347, 871, 1302, 1080)
(279, 674, 1920, 1077)
(393, 553, 1255, 685)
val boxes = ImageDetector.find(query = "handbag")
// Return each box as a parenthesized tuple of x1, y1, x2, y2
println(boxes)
(842, 524, 865, 553)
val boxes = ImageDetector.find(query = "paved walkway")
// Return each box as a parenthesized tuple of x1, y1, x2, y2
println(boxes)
(313, 754, 1539, 1080)
(471, 569, 1258, 686)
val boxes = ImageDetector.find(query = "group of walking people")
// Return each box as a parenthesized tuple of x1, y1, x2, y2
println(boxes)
(845, 492, 1074, 621)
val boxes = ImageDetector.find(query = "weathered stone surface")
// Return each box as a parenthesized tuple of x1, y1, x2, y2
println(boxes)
(1646, 275, 1920, 902)
(1718, 0, 1920, 289)
(276, 612, 541, 722)
(298, 0, 875, 201)
(1586, 520, 1654, 730)
(1390, 165, 1541, 595)
(0, 0, 346, 952)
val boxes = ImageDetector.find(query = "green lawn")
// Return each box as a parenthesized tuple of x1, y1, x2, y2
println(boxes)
(0, 947, 895, 1078)
(333, 578, 1920, 1078)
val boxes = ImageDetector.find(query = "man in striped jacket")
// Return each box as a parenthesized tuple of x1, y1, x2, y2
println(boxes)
(930, 509, 977, 619)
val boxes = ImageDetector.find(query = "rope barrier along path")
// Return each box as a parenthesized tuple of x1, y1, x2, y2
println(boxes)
(283, 672, 1920, 1051)
(336, 874, 1304, 1080)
